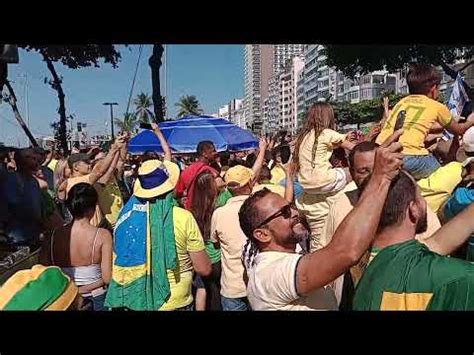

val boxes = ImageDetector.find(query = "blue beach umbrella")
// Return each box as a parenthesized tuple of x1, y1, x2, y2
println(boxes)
(128, 115, 258, 154)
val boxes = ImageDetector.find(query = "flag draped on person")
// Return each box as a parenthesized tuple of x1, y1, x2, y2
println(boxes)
(443, 73, 470, 140)
(104, 193, 178, 310)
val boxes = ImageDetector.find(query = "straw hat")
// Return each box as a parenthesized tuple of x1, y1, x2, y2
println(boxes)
(133, 159, 180, 199)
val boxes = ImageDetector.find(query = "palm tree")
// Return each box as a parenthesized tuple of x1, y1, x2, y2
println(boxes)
(149, 44, 165, 123)
(175, 95, 203, 118)
(133, 92, 155, 123)
(114, 113, 138, 134)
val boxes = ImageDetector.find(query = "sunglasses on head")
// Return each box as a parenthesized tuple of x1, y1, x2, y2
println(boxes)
(255, 203, 295, 229)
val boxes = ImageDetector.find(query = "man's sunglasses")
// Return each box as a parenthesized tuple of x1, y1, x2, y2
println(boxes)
(255, 203, 295, 229)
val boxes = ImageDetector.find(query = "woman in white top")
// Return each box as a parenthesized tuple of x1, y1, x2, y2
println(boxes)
(40, 183, 113, 311)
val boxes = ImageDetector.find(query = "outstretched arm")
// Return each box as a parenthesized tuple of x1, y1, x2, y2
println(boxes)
(151, 122, 172, 161)
(89, 143, 121, 185)
(424, 202, 474, 255)
(251, 137, 270, 184)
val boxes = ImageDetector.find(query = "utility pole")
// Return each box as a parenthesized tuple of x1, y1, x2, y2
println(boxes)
(103, 102, 118, 140)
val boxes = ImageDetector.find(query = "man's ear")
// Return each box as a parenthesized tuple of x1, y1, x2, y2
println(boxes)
(253, 228, 271, 244)
(408, 201, 420, 225)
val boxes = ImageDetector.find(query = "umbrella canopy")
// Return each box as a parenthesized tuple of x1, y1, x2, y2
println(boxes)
(128, 115, 258, 154)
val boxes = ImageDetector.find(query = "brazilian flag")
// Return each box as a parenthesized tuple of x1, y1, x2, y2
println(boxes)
(353, 240, 474, 310)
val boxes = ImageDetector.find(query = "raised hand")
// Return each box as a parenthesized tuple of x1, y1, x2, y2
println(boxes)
(373, 129, 404, 181)
(383, 97, 389, 114)
(259, 136, 269, 152)
(282, 159, 296, 178)
(347, 131, 358, 143)
(366, 123, 382, 142)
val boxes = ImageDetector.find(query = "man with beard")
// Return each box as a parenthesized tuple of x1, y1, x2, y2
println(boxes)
(322, 141, 440, 251)
(321, 142, 442, 307)
(353, 171, 474, 310)
(238, 132, 404, 310)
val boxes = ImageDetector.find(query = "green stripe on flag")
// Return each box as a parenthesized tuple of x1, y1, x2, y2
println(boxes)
(4, 268, 68, 311)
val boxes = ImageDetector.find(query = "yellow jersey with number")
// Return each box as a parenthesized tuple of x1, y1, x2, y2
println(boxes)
(376, 95, 453, 155)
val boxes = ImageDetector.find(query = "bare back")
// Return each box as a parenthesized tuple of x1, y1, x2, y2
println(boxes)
(51, 223, 106, 267)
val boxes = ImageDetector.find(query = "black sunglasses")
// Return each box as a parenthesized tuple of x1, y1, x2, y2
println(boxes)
(255, 203, 295, 229)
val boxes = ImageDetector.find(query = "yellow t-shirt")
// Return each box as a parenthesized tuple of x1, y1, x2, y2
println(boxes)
(417, 161, 463, 213)
(47, 159, 58, 173)
(376, 95, 453, 155)
(96, 179, 124, 228)
(270, 165, 286, 185)
(66, 175, 104, 227)
(160, 207, 206, 310)
(297, 128, 346, 190)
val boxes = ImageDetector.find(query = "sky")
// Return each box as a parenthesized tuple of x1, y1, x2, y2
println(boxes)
(0, 45, 244, 146)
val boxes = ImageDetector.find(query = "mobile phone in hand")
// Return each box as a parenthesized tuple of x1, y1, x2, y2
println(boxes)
(394, 110, 406, 131)
(140, 122, 153, 130)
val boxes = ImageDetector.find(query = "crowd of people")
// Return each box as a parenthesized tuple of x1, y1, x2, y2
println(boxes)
(2, 63, 474, 311)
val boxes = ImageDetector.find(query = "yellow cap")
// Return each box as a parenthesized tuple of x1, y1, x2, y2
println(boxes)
(225, 165, 253, 188)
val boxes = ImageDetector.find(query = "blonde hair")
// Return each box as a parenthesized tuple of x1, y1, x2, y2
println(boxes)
(293, 102, 336, 171)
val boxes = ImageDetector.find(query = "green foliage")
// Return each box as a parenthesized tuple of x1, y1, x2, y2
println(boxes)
(331, 91, 406, 126)
(175, 95, 203, 118)
(114, 113, 138, 133)
(20, 45, 121, 69)
(133, 92, 154, 123)
(325, 45, 474, 79)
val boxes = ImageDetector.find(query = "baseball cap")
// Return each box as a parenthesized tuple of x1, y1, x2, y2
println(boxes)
(225, 165, 253, 188)
(67, 153, 91, 169)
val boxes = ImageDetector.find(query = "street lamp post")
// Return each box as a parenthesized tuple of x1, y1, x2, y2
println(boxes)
(103, 102, 118, 140)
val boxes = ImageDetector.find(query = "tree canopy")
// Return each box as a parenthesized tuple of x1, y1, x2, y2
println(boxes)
(21, 45, 121, 153)
(325, 45, 474, 79)
(331, 91, 406, 126)
(175, 95, 203, 117)
(20, 45, 121, 69)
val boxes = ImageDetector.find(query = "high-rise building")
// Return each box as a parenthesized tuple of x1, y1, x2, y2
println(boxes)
(215, 98, 245, 127)
(261, 98, 270, 133)
(303, 45, 320, 107)
(288, 56, 304, 134)
(243, 45, 273, 133)
(266, 56, 304, 135)
(266, 75, 280, 133)
(296, 67, 306, 129)
(273, 44, 305, 75)
(303, 44, 399, 108)
(339, 71, 397, 104)
(243, 44, 305, 134)
(228, 98, 244, 127)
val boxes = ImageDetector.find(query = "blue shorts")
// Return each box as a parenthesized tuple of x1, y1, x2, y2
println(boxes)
(221, 296, 250, 311)
(403, 154, 440, 180)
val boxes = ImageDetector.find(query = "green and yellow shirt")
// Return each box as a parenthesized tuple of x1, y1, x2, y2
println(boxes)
(353, 240, 474, 310)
